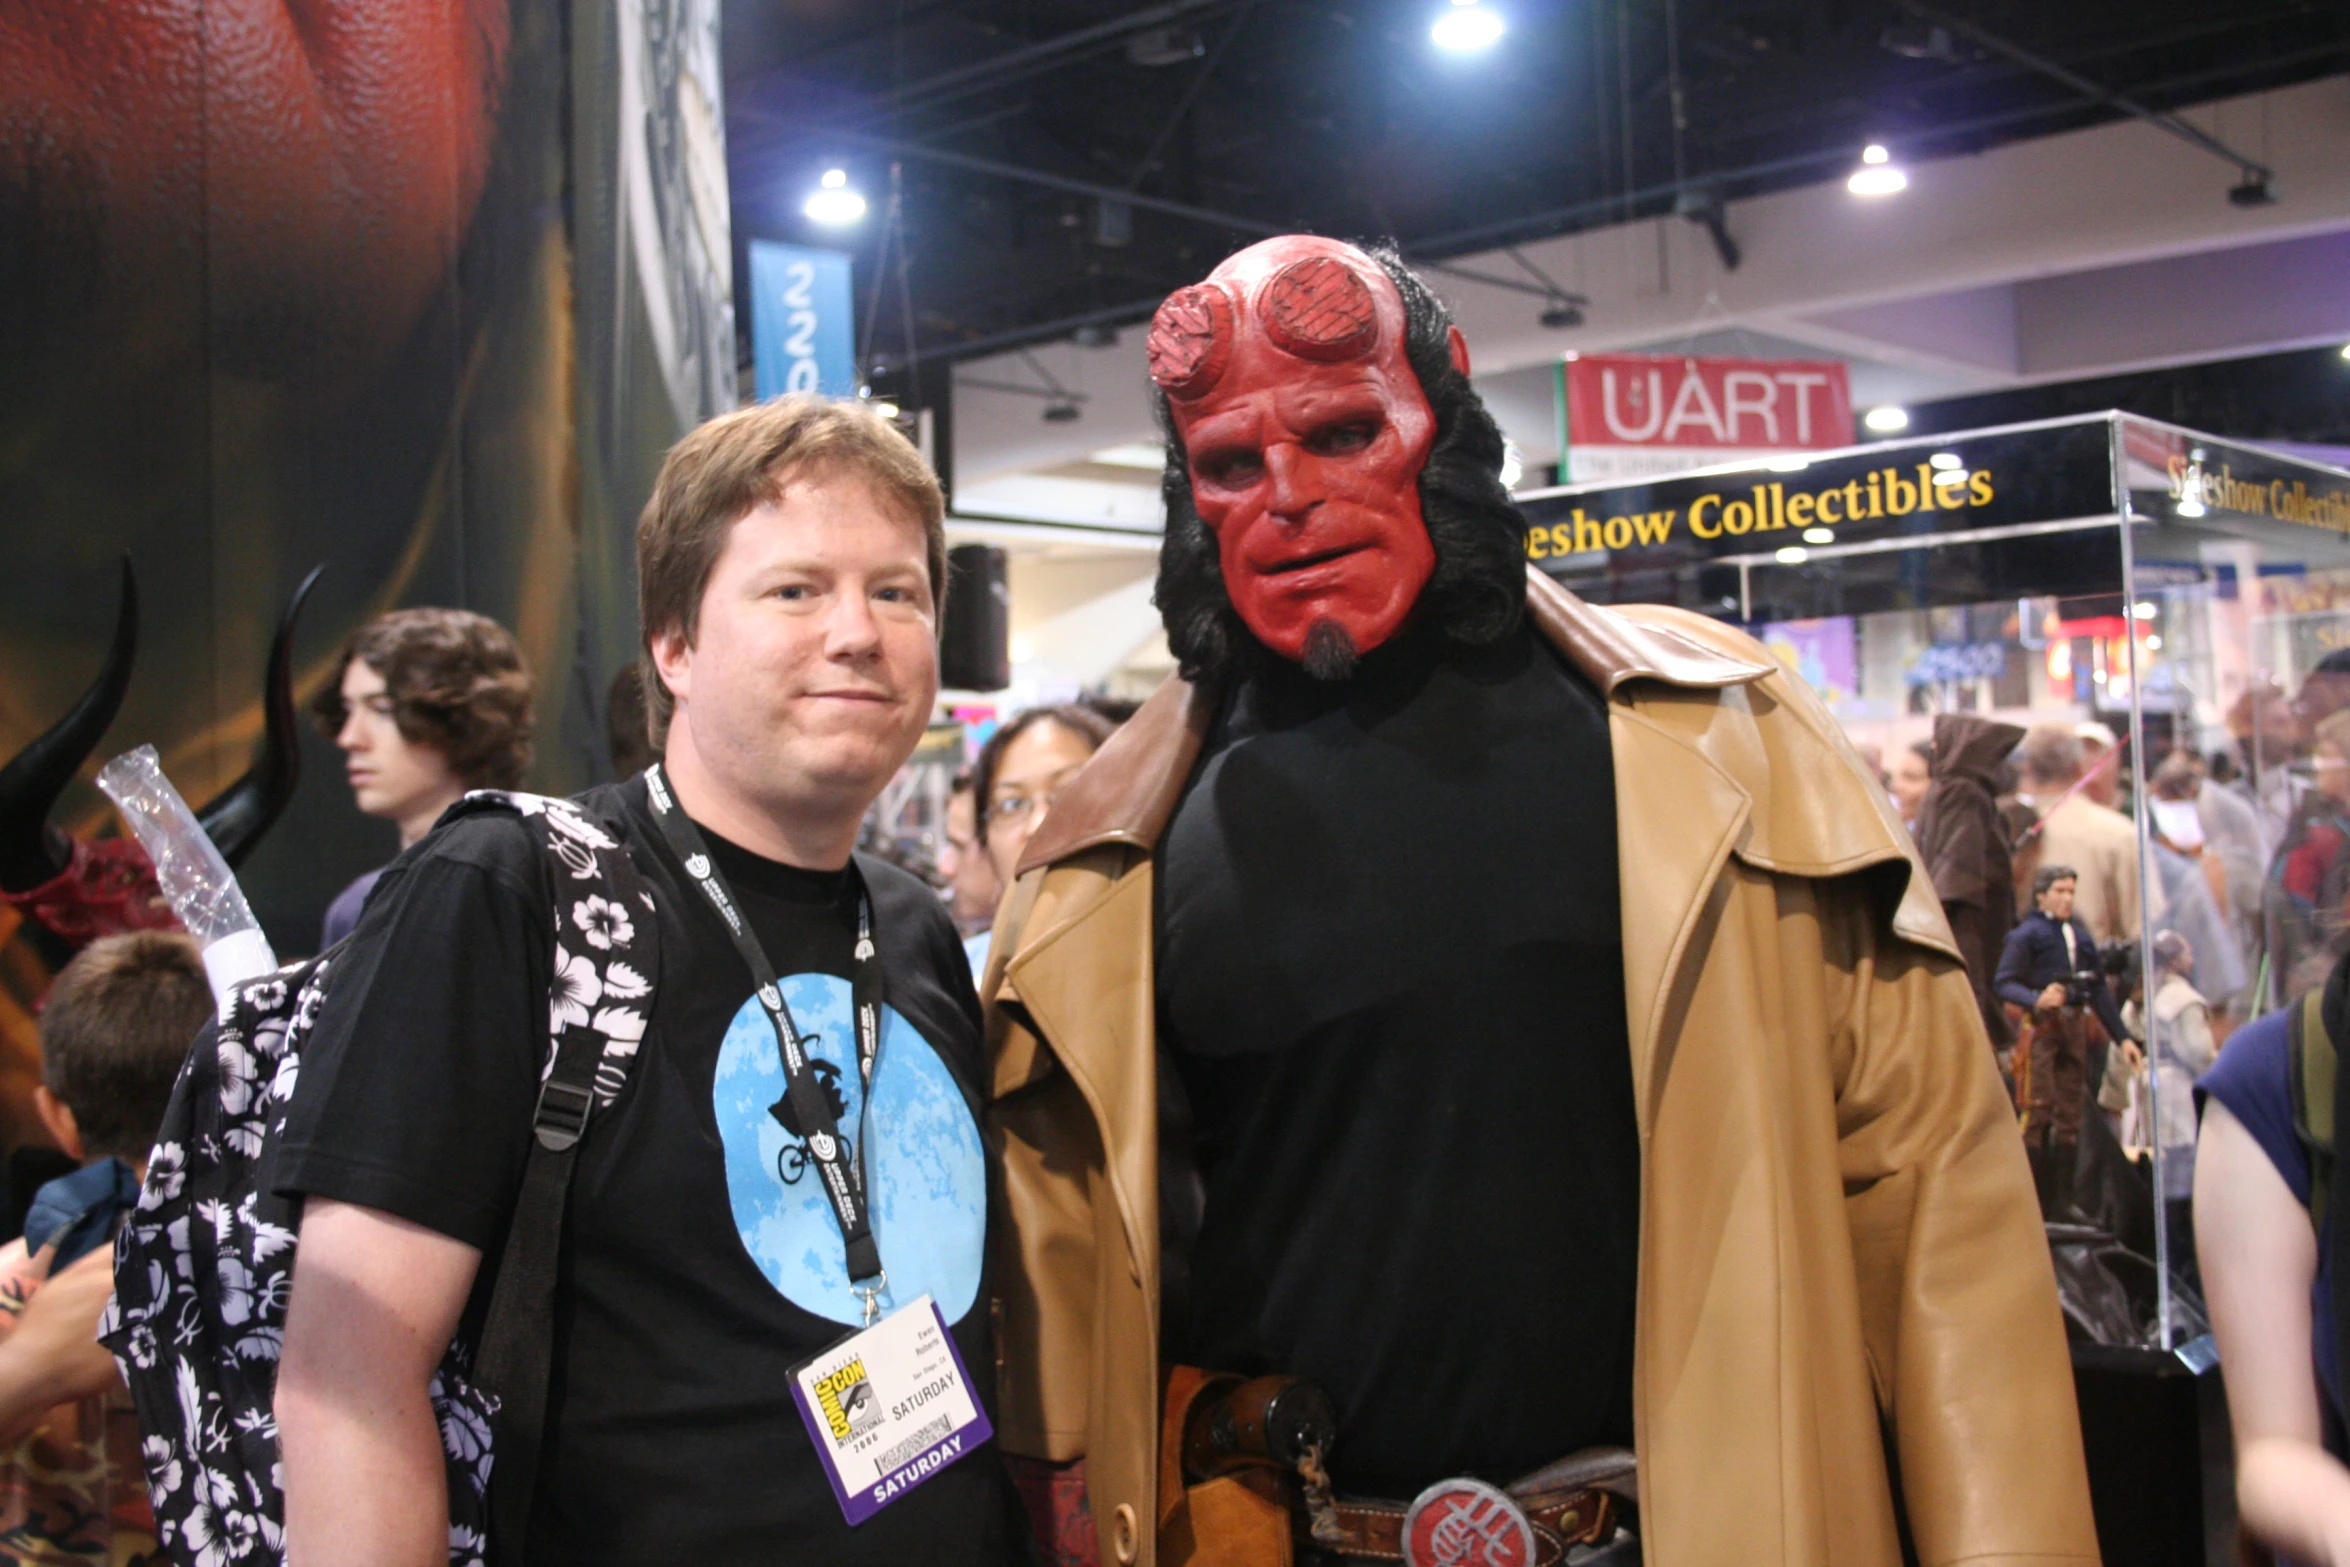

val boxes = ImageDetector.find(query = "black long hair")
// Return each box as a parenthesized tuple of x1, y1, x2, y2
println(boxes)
(1153, 244, 1528, 687)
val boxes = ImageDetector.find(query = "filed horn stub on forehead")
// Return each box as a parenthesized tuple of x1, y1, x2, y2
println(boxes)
(1260, 255, 1379, 363)
(1147, 283, 1235, 398)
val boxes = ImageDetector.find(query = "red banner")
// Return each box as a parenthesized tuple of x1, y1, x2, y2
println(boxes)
(1565, 354, 1853, 482)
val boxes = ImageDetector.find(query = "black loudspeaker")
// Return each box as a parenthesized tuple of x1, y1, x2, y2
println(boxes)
(941, 543, 1010, 691)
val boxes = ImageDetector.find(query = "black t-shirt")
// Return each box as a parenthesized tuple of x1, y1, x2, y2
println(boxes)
(1157, 624, 1641, 1500)
(274, 776, 1014, 1566)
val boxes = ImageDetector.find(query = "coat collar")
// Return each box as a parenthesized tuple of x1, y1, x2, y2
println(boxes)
(1017, 568, 1774, 875)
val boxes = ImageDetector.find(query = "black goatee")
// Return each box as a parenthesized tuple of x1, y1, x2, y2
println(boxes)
(1300, 619, 1360, 682)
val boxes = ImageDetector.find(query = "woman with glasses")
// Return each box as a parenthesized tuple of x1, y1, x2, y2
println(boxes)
(966, 705, 1115, 974)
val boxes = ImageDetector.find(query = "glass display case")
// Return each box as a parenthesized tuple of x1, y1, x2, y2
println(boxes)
(1519, 415, 2350, 1564)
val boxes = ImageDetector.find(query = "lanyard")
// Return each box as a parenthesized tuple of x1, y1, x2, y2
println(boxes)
(646, 766, 890, 1320)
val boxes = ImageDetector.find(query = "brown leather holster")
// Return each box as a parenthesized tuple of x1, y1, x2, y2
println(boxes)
(1154, 1365, 1636, 1567)
(1159, 1365, 1297, 1567)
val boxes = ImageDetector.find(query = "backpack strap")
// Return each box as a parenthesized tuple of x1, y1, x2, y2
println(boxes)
(455, 793, 660, 1557)
(2292, 990, 2336, 1232)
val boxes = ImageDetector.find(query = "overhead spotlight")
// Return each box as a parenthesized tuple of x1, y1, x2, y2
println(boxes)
(1929, 451, 1963, 470)
(870, 401, 900, 420)
(2229, 175, 2278, 208)
(1431, 0, 1505, 52)
(1540, 299, 1586, 329)
(1864, 405, 1910, 433)
(1766, 456, 1810, 473)
(1847, 143, 1907, 197)
(1802, 527, 1835, 545)
(2339, 342, 2350, 361)
(804, 168, 867, 225)
(1775, 546, 1809, 564)
(1042, 400, 1082, 424)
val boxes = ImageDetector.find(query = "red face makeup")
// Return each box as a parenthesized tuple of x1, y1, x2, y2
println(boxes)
(1149, 238, 1440, 667)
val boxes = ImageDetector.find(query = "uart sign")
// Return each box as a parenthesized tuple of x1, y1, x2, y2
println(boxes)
(1564, 354, 1853, 482)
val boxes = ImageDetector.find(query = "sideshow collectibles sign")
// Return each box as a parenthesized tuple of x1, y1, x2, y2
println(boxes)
(1519, 412, 2350, 623)
(1563, 354, 1854, 482)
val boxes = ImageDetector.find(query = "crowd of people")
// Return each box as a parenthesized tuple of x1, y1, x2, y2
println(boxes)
(1867, 665, 2350, 1562)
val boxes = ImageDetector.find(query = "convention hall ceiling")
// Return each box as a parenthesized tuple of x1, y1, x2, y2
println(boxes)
(723, 0, 2350, 387)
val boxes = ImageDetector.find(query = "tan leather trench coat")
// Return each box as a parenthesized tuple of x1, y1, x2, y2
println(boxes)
(983, 570, 2098, 1567)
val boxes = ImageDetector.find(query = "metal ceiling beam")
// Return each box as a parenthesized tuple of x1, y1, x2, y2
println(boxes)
(1901, 2, 2276, 187)
(874, 0, 1242, 117)
(859, 31, 2344, 372)
(831, 130, 1282, 237)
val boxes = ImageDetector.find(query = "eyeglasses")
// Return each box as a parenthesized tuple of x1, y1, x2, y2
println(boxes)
(985, 790, 1060, 827)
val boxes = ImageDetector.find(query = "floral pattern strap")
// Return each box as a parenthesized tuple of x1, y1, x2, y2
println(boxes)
(99, 791, 656, 1567)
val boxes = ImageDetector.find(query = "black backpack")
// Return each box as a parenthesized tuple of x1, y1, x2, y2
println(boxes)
(100, 791, 659, 1567)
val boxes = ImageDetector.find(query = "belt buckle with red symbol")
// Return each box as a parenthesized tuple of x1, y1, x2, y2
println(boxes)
(1400, 1477, 1537, 1567)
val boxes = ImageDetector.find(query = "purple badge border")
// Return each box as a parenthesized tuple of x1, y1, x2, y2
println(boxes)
(791, 1298, 995, 1527)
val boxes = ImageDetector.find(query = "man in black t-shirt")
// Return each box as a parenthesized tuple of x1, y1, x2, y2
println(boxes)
(273, 398, 1016, 1567)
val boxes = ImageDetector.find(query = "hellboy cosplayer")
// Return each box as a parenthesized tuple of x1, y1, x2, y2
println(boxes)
(981, 238, 2096, 1567)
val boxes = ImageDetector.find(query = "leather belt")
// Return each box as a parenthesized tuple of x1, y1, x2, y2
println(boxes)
(1308, 1448, 1636, 1567)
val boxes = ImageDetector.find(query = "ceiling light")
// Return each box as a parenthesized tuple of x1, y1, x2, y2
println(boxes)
(1847, 145, 1906, 197)
(1767, 456, 1810, 473)
(1802, 527, 1834, 545)
(1431, 1, 1505, 52)
(1929, 451, 1962, 470)
(2176, 494, 2206, 518)
(2340, 342, 2350, 361)
(1776, 546, 1809, 564)
(1864, 406, 1910, 433)
(870, 401, 900, 420)
(2146, 634, 2163, 650)
(1540, 301, 1585, 329)
(804, 169, 867, 225)
(2132, 601, 2158, 620)
(1042, 400, 1082, 424)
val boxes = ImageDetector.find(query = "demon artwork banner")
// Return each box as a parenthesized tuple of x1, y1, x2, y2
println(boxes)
(981, 238, 2098, 1567)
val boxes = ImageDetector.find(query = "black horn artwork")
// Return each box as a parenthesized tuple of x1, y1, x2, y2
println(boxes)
(196, 564, 324, 868)
(0, 562, 323, 948)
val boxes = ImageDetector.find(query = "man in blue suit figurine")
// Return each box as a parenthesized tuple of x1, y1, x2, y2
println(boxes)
(1998, 864, 2135, 1214)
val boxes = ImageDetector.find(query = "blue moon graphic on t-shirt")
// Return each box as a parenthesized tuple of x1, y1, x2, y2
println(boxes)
(712, 974, 985, 1326)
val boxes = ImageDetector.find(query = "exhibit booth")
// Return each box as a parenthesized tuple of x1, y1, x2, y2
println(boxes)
(1519, 413, 2350, 1564)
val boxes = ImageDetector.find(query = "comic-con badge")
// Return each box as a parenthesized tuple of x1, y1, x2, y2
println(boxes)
(1401, 1477, 1537, 1567)
(790, 1295, 992, 1525)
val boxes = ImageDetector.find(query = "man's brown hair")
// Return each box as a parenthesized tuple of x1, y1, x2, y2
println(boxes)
(40, 932, 212, 1161)
(636, 396, 947, 747)
(308, 608, 536, 790)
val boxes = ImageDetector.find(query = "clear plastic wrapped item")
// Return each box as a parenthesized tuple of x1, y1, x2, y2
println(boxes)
(96, 745, 277, 1002)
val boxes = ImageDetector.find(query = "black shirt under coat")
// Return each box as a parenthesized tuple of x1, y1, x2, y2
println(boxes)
(1155, 622, 1641, 1501)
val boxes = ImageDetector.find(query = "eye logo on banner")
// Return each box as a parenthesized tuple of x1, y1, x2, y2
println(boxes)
(749, 241, 856, 400)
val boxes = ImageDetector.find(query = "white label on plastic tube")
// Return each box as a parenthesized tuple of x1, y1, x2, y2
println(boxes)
(201, 931, 279, 1012)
